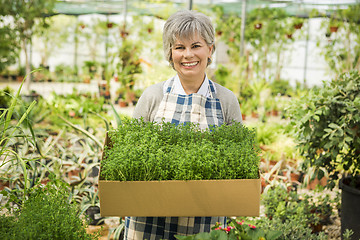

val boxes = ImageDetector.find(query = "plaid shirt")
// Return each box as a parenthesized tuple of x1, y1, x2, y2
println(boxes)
(124, 77, 226, 240)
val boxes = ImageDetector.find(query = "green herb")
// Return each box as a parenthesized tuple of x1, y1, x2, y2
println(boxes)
(101, 118, 260, 181)
(0, 181, 98, 240)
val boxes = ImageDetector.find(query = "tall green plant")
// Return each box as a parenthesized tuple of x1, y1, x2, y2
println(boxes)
(287, 70, 360, 189)
(0, 0, 56, 92)
(0, 75, 37, 201)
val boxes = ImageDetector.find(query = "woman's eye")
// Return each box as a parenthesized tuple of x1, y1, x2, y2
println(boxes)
(192, 45, 201, 48)
(175, 46, 184, 50)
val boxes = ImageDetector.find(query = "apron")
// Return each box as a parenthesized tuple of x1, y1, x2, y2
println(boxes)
(153, 77, 224, 129)
(124, 77, 226, 240)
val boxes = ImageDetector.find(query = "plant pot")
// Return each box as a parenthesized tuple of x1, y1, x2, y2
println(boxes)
(119, 101, 127, 107)
(294, 23, 303, 30)
(306, 176, 328, 190)
(86, 206, 104, 225)
(340, 176, 360, 240)
(330, 26, 338, 33)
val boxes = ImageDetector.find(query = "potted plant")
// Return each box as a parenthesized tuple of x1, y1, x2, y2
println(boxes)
(293, 17, 304, 30)
(99, 119, 261, 217)
(80, 186, 104, 226)
(287, 70, 360, 239)
(329, 11, 342, 33)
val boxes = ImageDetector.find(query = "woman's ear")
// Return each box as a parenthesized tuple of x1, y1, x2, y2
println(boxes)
(208, 44, 214, 57)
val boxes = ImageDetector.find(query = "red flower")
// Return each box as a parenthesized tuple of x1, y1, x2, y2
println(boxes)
(248, 224, 256, 229)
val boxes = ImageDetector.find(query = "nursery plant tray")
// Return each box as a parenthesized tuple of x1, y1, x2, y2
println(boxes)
(98, 178, 261, 217)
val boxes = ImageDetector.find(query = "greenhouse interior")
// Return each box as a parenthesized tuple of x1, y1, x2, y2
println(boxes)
(1, 0, 360, 239)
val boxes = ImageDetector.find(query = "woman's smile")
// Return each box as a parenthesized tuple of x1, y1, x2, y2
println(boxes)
(182, 61, 199, 68)
(171, 34, 213, 83)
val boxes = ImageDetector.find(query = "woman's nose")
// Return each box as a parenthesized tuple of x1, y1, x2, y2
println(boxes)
(184, 48, 194, 58)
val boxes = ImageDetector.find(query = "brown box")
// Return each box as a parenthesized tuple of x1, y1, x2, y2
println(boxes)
(99, 133, 261, 217)
(99, 178, 260, 217)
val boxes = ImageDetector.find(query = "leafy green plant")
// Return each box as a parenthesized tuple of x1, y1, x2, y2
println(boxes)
(0, 181, 98, 240)
(287, 70, 360, 189)
(176, 218, 282, 240)
(254, 216, 327, 240)
(262, 185, 338, 232)
(101, 119, 260, 181)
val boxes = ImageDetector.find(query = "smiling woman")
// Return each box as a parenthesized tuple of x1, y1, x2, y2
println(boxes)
(171, 36, 213, 93)
(125, 9, 243, 240)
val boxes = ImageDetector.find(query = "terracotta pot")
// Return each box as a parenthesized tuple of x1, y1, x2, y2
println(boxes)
(251, 112, 259, 118)
(330, 26, 338, 33)
(306, 177, 328, 190)
(294, 23, 303, 29)
(271, 110, 279, 116)
(119, 101, 127, 107)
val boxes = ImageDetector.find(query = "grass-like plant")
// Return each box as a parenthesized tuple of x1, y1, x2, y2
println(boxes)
(101, 118, 260, 181)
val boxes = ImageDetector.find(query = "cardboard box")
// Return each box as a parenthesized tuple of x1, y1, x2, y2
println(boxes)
(99, 133, 261, 217)
(99, 178, 260, 217)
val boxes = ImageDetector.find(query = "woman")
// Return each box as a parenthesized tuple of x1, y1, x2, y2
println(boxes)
(125, 9, 242, 240)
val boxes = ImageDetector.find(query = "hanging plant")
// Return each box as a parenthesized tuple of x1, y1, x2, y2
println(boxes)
(293, 17, 304, 30)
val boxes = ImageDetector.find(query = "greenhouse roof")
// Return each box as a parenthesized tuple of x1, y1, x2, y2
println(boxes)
(55, 0, 360, 17)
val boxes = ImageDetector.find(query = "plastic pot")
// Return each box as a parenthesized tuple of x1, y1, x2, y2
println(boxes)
(340, 176, 360, 240)
(86, 206, 104, 225)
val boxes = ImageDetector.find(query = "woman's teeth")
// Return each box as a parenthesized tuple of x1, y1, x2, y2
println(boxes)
(182, 62, 198, 67)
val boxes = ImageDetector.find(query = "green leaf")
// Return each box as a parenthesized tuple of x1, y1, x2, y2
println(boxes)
(209, 230, 228, 240)
(175, 235, 195, 240)
(265, 230, 282, 240)
(328, 123, 339, 129)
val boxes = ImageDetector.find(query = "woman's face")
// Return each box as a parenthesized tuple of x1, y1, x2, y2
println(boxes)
(171, 34, 213, 82)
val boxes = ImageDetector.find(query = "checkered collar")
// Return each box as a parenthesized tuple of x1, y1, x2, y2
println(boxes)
(163, 74, 216, 97)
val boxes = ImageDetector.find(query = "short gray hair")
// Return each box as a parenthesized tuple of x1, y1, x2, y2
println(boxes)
(163, 10, 215, 64)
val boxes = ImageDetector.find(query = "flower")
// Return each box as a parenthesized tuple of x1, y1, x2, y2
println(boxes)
(248, 224, 256, 229)
(237, 220, 245, 225)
